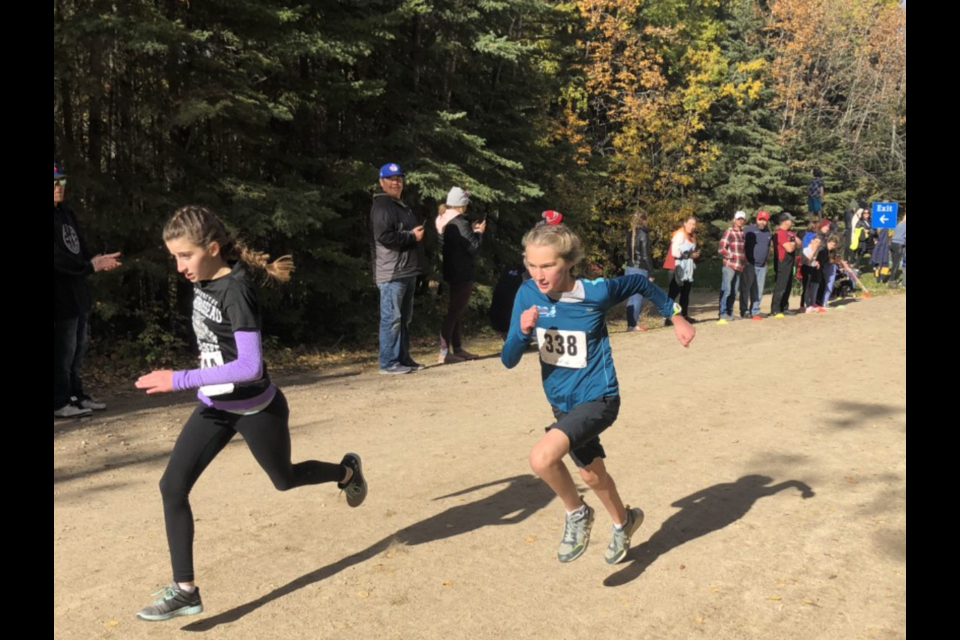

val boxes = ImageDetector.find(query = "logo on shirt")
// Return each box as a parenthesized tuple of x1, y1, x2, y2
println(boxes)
(62, 224, 81, 255)
(537, 305, 558, 318)
(193, 311, 220, 353)
(193, 290, 224, 324)
(192, 290, 224, 355)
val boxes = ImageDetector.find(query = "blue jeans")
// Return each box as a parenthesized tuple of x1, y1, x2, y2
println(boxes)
(719, 266, 742, 318)
(54, 314, 89, 410)
(740, 265, 768, 317)
(821, 264, 838, 305)
(378, 277, 417, 370)
(624, 267, 649, 328)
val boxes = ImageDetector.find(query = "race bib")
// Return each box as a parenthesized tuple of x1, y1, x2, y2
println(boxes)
(537, 329, 588, 369)
(199, 350, 235, 397)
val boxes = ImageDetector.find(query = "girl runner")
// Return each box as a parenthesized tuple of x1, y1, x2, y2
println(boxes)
(501, 224, 695, 565)
(134, 206, 368, 621)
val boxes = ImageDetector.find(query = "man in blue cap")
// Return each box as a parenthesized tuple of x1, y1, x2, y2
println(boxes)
(53, 161, 121, 418)
(369, 163, 426, 375)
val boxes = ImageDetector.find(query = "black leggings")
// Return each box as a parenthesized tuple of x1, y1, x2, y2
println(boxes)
(160, 390, 344, 582)
(802, 266, 823, 308)
(890, 243, 904, 283)
(441, 281, 473, 352)
(668, 273, 692, 317)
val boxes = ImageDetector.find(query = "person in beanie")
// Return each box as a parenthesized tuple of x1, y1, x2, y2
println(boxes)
(54, 161, 121, 419)
(437, 187, 486, 364)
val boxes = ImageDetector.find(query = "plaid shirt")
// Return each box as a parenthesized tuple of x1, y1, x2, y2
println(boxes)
(719, 227, 747, 272)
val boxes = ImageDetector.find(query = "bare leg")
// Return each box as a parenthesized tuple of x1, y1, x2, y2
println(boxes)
(580, 458, 627, 525)
(529, 430, 582, 512)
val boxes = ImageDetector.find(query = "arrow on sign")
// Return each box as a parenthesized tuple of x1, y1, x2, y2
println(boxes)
(880, 216, 890, 225)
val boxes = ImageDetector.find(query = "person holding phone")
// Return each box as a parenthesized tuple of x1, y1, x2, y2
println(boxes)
(436, 187, 486, 364)
(370, 163, 427, 375)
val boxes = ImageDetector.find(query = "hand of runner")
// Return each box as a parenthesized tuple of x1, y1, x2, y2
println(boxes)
(520, 305, 540, 335)
(671, 315, 696, 348)
(136, 370, 175, 395)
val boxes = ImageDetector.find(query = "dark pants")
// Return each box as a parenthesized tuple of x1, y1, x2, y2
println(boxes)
(54, 314, 89, 411)
(160, 391, 344, 583)
(771, 258, 794, 315)
(855, 245, 869, 272)
(668, 273, 692, 318)
(441, 281, 473, 353)
(802, 266, 823, 308)
(890, 243, 904, 283)
(740, 265, 767, 317)
(800, 265, 812, 308)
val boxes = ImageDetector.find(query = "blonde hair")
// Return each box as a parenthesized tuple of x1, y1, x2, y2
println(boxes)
(164, 206, 295, 284)
(522, 223, 585, 267)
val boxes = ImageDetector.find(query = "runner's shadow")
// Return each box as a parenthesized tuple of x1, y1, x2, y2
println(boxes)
(605, 475, 815, 588)
(183, 475, 553, 631)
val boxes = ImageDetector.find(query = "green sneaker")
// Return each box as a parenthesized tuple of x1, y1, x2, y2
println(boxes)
(136, 584, 204, 622)
(558, 503, 595, 563)
(605, 507, 645, 565)
(338, 454, 368, 508)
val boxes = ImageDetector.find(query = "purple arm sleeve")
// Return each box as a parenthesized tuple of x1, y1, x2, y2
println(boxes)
(173, 331, 264, 391)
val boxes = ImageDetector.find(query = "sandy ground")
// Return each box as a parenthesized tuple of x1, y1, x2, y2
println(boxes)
(54, 293, 907, 640)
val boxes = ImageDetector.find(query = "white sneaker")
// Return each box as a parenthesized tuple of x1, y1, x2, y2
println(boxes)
(54, 405, 93, 419)
(74, 397, 107, 411)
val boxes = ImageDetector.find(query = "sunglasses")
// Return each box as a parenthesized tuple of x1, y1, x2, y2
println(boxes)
(54, 178, 68, 187)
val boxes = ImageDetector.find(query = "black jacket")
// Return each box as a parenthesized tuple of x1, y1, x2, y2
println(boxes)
(440, 216, 482, 284)
(627, 226, 655, 272)
(54, 203, 94, 320)
(369, 193, 426, 284)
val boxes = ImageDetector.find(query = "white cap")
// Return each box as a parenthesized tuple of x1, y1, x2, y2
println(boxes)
(735, 211, 748, 220)
(446, 187, 471, 208)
